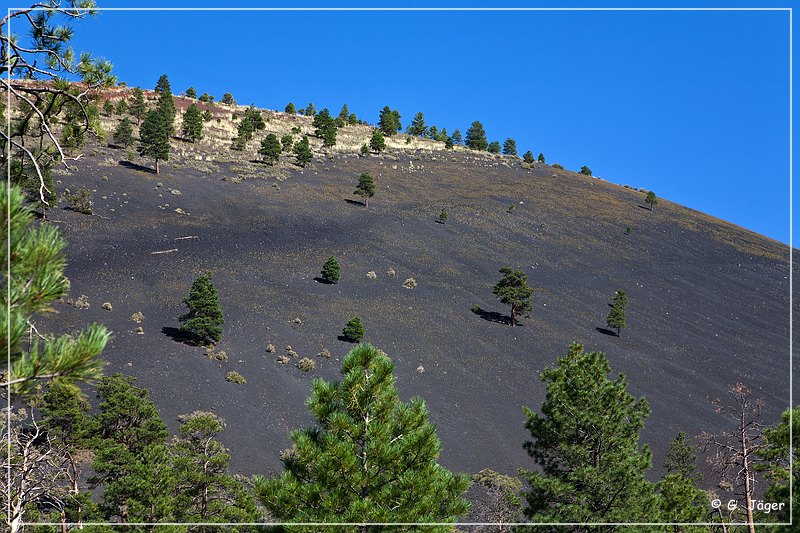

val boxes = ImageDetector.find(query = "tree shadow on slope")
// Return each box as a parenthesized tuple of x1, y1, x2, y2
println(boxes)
(595, 327, 619, 337)
(119, 160, 156, 174)
(162, 326, 204, 346)
(313, 277, 336, 285)
(344, 198, 365, 207)
(472, 308, 514, 326)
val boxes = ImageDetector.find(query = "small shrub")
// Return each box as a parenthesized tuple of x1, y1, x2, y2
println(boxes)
(360, 144, 370, 156)
(342, 316, 365, 343)
(65, 188, 93, 215)
(552, 163, 564, 170)
(317, 348, 331, 358)
(266, 343, 276, 353)
(131, 311, 145, 323)
(214, 350, 228, 362)
(71, 294, 90, 309)
(624, 226, 633, 235)
(225, 371, 246, 384)
(321, 256, 341, 284)
(402, 278, 417, 289)
(439, 208, 448, 223)
(366, 271, 377, 279)
(296, 357, 316, 372)
(101, 302, 112, 311)
(507, 204, 516, 213)
(386, 268, 396, 277)
(472, 305, 482, 314)
(276, 355, 290, 364)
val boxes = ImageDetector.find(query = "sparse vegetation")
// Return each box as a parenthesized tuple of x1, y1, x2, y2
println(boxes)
(402, 278, 417, 289)
(113, 117, 134, 148)
(259, 134, 282, 165)
(181, 103, 203, 142)
(606, 289, 627, 336)
(293, 135, 313, 167)
(645, 191, 659, 210)
(580, 165, 593, 176)
(225, 371, 246, 384)
(296, 357, 315, 372)
(65, 187, 93, 215)
(439, 208, 449, 223)
(370, 129, 386, 153)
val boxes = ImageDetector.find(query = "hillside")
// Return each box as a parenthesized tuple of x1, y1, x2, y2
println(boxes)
(42, 92, 793, 491)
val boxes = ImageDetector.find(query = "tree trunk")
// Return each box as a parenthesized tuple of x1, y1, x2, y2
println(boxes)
(741, 411, 756, 533)
(510, 305, 516, 327)
(155, 159, 160, 175)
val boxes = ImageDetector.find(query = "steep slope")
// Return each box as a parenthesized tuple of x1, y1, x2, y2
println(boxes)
(43, 137, 793, 488)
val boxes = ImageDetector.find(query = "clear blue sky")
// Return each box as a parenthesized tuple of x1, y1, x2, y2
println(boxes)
(62, 1, 794, 244)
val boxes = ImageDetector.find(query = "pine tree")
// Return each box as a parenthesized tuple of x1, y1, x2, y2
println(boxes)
(113, 117, 134, 148)
(354, 172, 375, 207)
(580, 165, 593, 176)
(102, 99, 114, 115)
(522, 343, 657, 528)
(492, 267, 533, 327)
(89, 373, 177, 525)
(338, 104, 350, 122)
(285, 102, 296, 114)
(185, 86, 197, 99)
(202, 110, 212, 122)
(488, 141, 501, 154)
(606, 290, 627, 336)
(758, 407, 799, 526)
(2, 184, 108, 394)
(179, 274, 224, 345)
(538, 152, 546, 163)
(378, 105, 402, 136)
(523, 151, 535, 164)
(503, 138, 518, 156)
(370, 129, 386, 153)
(138, 109, 170, 175)
(304, 102, 316, 116)
(409, 111, 427, 136)
(116, 98, 128, 115)
(253, 344, 470, 528)
(451, 129, 462, 145)
(259, 133, 282, 165)
(221, 93, 236, 105)
(439, 208, 449, 223)
(342, 316, 365, 342)
(172, 412, 259, 526)
(199, 93, 213, 103)
(321, 256, 341, 284)
(322, 123, 337, 147)
(445, 137, 454, 149)
(129, 86, 147, 125)
(181, 103, 203, 142)
(646, 191, 659, 210)
(293, 135, 313, 167)
(281, 134, 293, 151)
(313, 108, 334, 137)
(428, 125, 438, 140)
(465, 121, 488, 151)
(154, 75, 176, 135)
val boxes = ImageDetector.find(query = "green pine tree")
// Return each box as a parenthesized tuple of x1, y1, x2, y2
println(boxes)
(522, 342, 658, 529)
(181, 103, 203, 142)
(342, 316, 365, 342)
(757, 407, 800, 528)
(488, 141, 501, 154)
(451, 129, 462, 145)
(102, 99, 115, 115)
(172, 411, 260, 527)
(179, 274, 224, 345)
(354, 172, 375, 207)
(116, 98, 128, 115)
(409, 111, 427, 136)
(646, 191, 659, 210)
(221, 93, 236, 105)
(523, 151, 535, 164)
(503, 138, 517, 156)
(378, 105, 402, 136)
(281, 134, 293, 151)
(259, 133, 282, 165)
(580, 165, 593, 176)
(113, 117, 135, 148)
(2, 184, 108, 394)
(606, 290, 627, 336)
(338, 104, 350, 122)
(253, 344, 470, 528)
(285, 102, 296, 114)
(128, 86, 147, 125)
(538, 152, 546, 164)
(138, 109, 170, 175)
(89, 373, 177, 525)
(321, 256, 341, 284)
(185, 86, 197, 99)
(492, 267, 533, 327)
(293, 135, 313, 167)
(155, 75, 177, 135)
(465, 121, 488, 151)
(370, 129, 386, 153)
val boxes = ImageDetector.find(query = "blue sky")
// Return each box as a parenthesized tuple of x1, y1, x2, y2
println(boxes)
(61, 1, 793, 244)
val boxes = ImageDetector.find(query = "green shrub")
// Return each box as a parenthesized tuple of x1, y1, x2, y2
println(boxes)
(471, 305, 481, 314)
(552, 163, 564, 170)
(225, 371, 246, 384)
(321, 256, 341, 284)
(296, 357, 316, 372)
(65, 188, 93, 215)
(342, 317, 365, 343)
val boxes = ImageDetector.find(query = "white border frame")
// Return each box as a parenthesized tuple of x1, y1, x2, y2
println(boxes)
(4, 4, 793, 529)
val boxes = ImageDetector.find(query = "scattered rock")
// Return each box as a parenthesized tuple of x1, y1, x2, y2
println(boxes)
(101, 302, 113, 311)
(402, 278, 418, 289)
(156, 182, 163, 188)
(131, 311, 145, 323)
(291, 317, 302, 324)
(170, 189, 182, 196)
(135, 327, 144, 335)
(101, 176, 108, 181)
(174, 208, 189, 215)
(416, 365, 425, 373)
(386, 268, 396, 277)
(366, 271, 377, 279)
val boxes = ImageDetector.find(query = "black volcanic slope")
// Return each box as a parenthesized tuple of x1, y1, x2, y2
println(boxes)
(44, 147, 794, 483)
